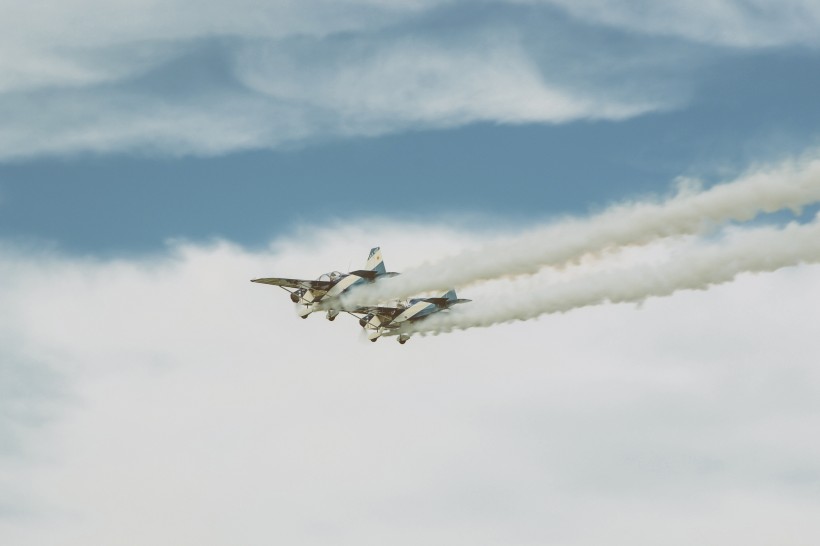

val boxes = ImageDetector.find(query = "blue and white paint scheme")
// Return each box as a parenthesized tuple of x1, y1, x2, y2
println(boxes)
(251, 247, 397, 320)
(356, 289, 471, 344)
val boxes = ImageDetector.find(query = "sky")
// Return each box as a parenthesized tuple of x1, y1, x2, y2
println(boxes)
(2, 1, 820, 544)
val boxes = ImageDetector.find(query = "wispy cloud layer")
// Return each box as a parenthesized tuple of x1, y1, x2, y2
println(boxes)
(236, 34, 653, 131)
(0, 0, 718, 160)
(525, 0, 820, 47)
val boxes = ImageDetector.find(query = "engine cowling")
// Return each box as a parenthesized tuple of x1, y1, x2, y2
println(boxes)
(290, 289, 306, 303)
(359, 314, 373, 328)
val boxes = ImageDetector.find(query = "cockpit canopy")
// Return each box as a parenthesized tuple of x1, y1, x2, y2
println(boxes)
(317, 271, 344, 282)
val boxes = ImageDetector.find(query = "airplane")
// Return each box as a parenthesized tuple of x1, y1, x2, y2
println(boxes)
(355, 289, 471, 344)
(251, 247, 398, 320)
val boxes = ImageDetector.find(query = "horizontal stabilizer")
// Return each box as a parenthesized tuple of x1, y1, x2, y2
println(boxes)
(348, 270, 400, 281)
(422, 297, 472, 307)
(348, 269, 377, 280)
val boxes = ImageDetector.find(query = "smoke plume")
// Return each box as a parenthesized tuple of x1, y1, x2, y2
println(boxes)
(404, 217, 820, 335)
(342, 157, 820, 308)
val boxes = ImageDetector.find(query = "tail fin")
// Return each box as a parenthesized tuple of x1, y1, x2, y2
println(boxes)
(442, 289, 457, 301)
(365, 247, 386, 274)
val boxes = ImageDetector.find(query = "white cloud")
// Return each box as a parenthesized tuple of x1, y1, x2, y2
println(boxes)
(2, 221, 820, 545)
(523, 0, 820, 47)
(235, 35, 654, 133)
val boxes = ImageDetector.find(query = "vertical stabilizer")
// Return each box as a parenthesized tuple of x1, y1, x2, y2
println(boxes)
(365, 247, 386, 274)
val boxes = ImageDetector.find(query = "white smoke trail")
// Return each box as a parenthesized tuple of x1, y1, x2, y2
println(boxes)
(342, 156, 820, 307)
(403, 216, 820, 335)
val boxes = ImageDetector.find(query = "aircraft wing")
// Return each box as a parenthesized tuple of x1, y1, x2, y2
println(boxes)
(251, 277, 335, 291)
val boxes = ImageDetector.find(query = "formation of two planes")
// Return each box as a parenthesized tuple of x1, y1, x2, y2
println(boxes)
(251, 247, 470, 344)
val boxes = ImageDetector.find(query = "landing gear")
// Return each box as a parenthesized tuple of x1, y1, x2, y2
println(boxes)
(399, 339, 407, 345)
(296, 304, 313, 319)
(370, 338, 377, 343)
(398, 334, 410, 345)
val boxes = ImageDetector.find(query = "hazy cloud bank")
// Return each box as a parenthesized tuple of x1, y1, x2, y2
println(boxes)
(2, 215, 820, 545)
